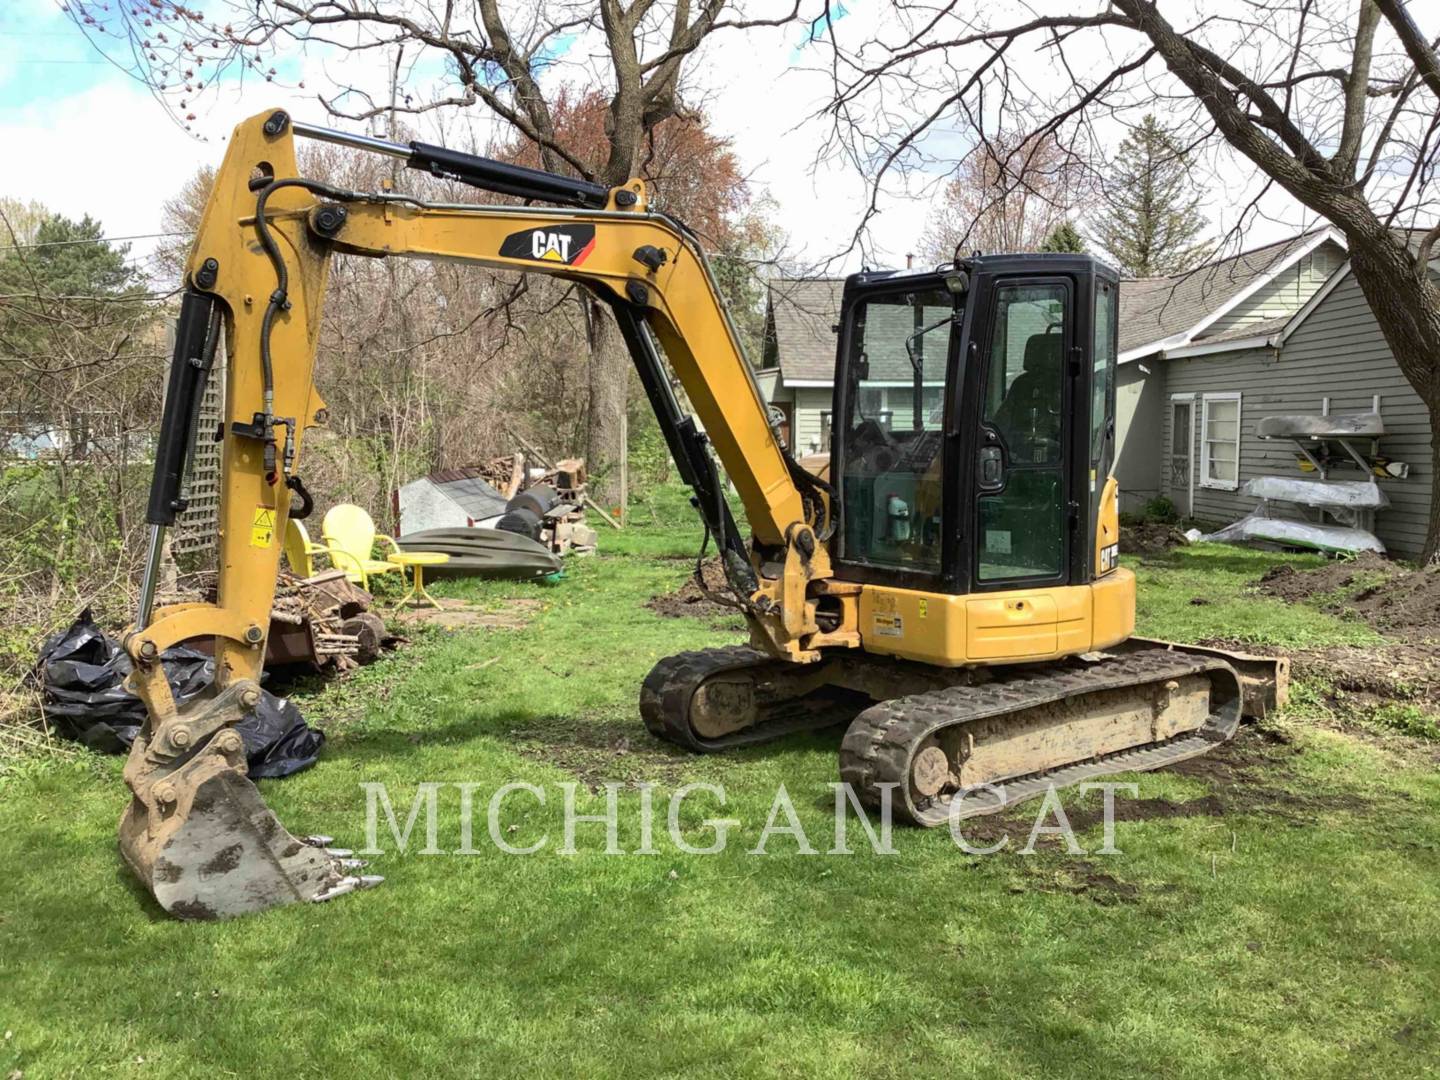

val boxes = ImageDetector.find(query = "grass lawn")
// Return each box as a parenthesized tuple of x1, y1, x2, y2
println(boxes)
(2, 486, 1438, 1078)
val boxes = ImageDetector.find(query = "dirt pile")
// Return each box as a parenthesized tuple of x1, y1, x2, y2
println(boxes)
(1120, 521, 1189, 555)
(1257, 551, 1440, 638)
(647, 557, 743, 620)
(1297, 643, 1440, 727)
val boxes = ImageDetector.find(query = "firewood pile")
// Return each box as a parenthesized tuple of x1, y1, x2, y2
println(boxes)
(159, 568, 387, 672)
(475, 453, 528, 499)
(270, 569, 387, 671)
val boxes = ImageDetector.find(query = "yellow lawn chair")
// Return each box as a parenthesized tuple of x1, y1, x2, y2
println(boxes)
(282, 519, 332, 579)
(319, 504, 404, 589)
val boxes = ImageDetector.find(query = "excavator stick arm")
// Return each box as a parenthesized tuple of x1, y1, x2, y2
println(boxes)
(121, 109, 834, 919)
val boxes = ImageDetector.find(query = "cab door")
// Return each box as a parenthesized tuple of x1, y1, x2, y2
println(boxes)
(969, 278, 1074, 589)
(830, 275, 964, 593)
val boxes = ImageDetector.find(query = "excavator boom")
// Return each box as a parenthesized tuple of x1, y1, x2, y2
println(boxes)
(121, 109, 837, 918)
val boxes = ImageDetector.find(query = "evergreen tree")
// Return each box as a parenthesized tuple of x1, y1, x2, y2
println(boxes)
(0, 211, 149, 438)
(1039, 220, 1085, 253)
(0, 213, 134, 299)
(1093, 115, 1210, 276)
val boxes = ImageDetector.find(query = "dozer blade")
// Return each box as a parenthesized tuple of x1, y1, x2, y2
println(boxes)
(1124, 637, 1290, 719)
(118, 680, 379, 920)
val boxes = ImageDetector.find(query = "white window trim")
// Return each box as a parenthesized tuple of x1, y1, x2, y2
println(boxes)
(1199, 392, 1242, 491)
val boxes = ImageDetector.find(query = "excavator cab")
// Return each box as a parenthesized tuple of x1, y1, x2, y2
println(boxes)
(823, 258, 1124, 665)
(832, 259, 1118, 599)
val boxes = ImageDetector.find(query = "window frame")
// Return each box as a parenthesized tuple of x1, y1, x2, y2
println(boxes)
(830, 277, 964, 592)
(1199, 391, 1243, 491)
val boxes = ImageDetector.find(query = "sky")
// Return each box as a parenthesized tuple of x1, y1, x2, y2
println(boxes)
(0, 0, 1431, 278)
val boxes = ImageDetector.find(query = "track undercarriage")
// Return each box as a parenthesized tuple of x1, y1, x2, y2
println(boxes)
(641, 640, 1287, 827)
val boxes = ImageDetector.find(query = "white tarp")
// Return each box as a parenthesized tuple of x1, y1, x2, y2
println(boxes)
(1201, 513, 1385, 555)
(1241, 476, 1389, 510)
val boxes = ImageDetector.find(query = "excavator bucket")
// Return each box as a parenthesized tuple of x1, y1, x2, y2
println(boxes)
(117, 680, 378, 920)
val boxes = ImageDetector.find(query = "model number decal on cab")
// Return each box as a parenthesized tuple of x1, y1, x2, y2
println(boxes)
(1098, 542, 1119, 573)
(499, 225, 596, 266)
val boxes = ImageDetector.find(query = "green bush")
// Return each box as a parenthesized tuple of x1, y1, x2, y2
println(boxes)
(1142, 495, 1178, 523)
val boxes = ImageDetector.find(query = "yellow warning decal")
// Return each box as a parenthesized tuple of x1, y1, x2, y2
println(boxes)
(250, 505, 277, 548)
(918, 598, 928, 619)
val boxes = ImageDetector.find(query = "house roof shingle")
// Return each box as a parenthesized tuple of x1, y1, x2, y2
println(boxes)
(766, 277, 844, 382)
(424, 470, 509, 520)
(1117, 228, 1334, 353)
(1184, 314, 1291, 347)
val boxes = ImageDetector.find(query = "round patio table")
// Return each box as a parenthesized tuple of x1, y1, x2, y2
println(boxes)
(386, 551, 450, 609)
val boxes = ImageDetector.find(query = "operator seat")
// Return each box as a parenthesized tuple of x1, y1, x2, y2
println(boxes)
(993, 330, 1062, 461)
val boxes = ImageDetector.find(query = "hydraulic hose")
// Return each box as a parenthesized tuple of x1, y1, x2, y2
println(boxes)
(251, 176, 360, 419)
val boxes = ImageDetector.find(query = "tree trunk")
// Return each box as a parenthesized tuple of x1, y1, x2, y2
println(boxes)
(1344, 231, 1440, 563)
(1427, 399, 1440, 566)
(585, 296, 629, 508)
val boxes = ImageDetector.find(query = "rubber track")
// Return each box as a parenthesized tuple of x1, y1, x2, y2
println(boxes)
(838, 647, 1243, 827)
(641, 645, 848, 753)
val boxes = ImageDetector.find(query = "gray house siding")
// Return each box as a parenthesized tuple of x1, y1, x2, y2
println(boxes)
(1160, 272, 1432, 557)
(1115, 361, 1163, 512)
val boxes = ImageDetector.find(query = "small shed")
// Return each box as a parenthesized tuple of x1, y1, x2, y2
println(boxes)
(396, 468, 509, 535)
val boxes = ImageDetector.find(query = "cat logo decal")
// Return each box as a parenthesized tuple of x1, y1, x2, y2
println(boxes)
(499, 225, 596, 266)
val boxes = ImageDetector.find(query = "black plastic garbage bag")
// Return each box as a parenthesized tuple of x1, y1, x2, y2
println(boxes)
(238, 693, 326, 780)
(35, 610, 324, 778)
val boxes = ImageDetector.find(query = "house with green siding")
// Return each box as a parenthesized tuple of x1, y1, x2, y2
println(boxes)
(761, 277, 847, 455)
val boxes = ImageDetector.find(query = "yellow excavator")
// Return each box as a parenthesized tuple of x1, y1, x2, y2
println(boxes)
(121, 109, 1287, 918)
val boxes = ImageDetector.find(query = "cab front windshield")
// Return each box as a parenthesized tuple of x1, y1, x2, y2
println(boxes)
(839, 286, 956, 574)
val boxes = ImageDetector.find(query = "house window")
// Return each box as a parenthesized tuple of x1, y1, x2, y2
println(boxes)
(922, 384, 944, 429)
(1201, 392, 1242, 490)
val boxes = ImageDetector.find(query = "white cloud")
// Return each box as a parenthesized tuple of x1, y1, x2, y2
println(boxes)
(0, 78, 315, 262)
(0, 0, 1387, 280)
